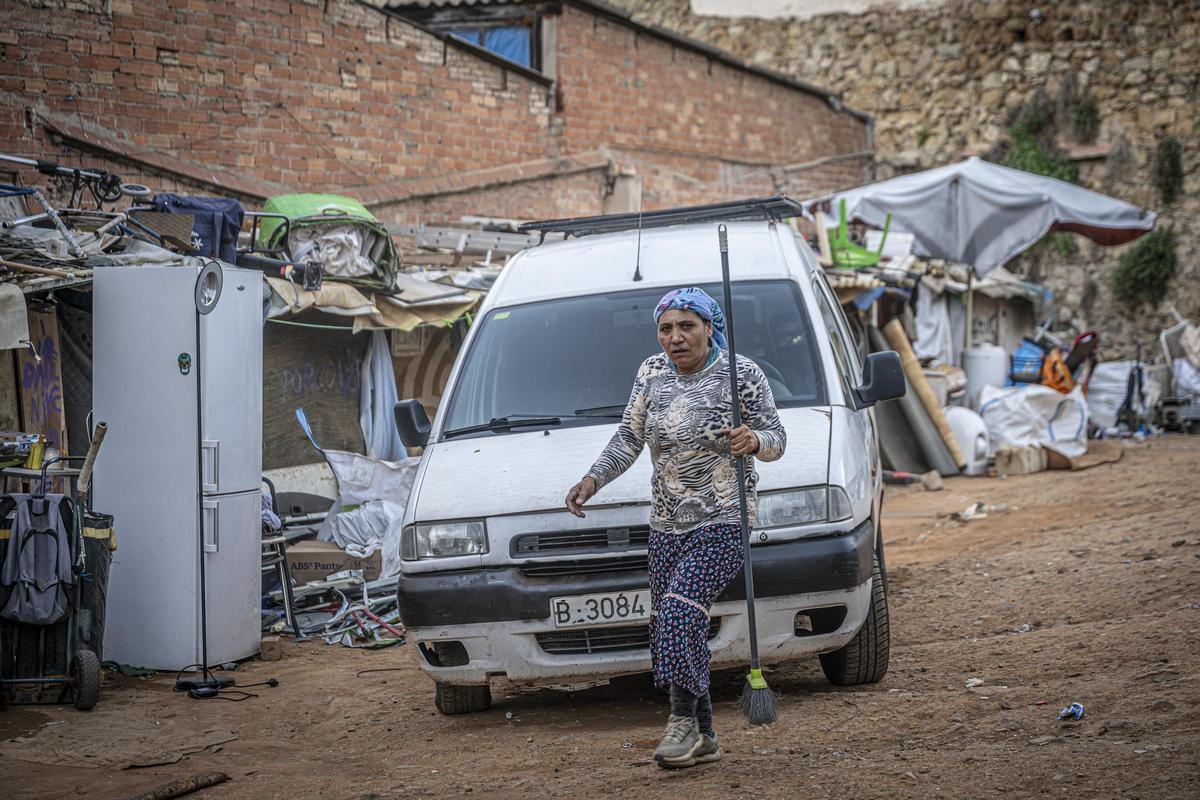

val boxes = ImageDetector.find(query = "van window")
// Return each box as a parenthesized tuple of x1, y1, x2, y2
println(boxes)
(811, 274, 858, 400)
(813, 272, 863, 374)
(442, 280, 827, 437)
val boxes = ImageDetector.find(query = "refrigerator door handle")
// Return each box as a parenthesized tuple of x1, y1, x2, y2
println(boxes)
(201, 440, 220, 493)
(203, 499, 219, 553)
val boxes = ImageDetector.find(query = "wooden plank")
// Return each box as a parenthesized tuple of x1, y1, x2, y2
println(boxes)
(0, 350, 19, 432)
(262, 314, 368, 470)
(16, 307, 69, 455)
(815, 211, 834, 267)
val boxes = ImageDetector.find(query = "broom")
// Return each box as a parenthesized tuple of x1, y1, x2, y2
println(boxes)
(718, 224, 779, 725)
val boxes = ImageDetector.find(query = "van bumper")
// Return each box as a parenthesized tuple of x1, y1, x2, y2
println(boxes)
(407, 581, 873, 686)
(397, 517, 874, 628)
(399, 518, 876, 686)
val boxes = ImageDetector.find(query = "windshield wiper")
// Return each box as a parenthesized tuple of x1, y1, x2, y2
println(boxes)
(443, 416, 563, 439)
(573, 405, 625, 418)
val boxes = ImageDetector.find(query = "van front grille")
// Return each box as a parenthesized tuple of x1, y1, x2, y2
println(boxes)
(536, 618, 722, 656)
(512, 526, 651, 557)
(519, 556, 648, 577)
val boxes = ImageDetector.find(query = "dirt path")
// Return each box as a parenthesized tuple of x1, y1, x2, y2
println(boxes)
(5, 437, 1199, 799)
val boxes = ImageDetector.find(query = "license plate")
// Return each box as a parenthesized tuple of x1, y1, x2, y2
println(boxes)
(550, 590, 650, 628)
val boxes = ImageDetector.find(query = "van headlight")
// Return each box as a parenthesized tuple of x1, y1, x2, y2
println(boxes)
(402, 520, 488, 560)
(755, 486, 854, 528)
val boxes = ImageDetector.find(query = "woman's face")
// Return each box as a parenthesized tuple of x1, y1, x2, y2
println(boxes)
(657, 308, 712, 374)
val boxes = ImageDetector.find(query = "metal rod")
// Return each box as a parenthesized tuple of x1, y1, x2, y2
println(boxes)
(965, 271, 974, 354)
(27, 188, 86, 258)
(2, 212, 50, 228)
(717, 223, 762, 671)
(0, 258, 78, 278)
(0, 153, 108, 181)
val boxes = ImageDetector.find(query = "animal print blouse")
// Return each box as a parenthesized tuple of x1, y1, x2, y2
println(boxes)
(585, 350, 787, 534)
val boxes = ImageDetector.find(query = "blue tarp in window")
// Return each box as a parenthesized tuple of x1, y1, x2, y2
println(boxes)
(447, 26, 531, 67)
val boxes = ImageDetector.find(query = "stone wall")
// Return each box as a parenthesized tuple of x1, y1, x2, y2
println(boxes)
(615, 0, 1200, 358)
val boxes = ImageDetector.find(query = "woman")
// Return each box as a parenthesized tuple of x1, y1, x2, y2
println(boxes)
(565, 286, 786, 769)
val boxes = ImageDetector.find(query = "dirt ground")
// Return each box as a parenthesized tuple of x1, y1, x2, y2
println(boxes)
(3, 436, 1198, 800)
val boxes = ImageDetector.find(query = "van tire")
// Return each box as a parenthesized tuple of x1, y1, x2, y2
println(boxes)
(819, 553, 889, 686)
(435, 682, 492, 715)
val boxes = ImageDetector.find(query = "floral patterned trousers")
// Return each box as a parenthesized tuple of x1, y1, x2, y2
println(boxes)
(647, 522, 744, 696)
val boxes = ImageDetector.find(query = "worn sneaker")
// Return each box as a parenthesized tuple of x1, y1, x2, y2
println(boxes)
(653, 714, 702, 767)
(692, 734, 722, 764)
(657, 731, 720, 770)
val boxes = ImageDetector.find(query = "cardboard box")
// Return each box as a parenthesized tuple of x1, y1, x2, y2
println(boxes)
(286, 539, 381, 584)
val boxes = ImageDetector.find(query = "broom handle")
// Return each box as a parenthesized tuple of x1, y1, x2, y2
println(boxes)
(718, 225, 761, 670)
(76, 421, 107, 500)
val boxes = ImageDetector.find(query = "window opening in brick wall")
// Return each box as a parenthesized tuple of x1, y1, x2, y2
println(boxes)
(391, 1, 544, 71)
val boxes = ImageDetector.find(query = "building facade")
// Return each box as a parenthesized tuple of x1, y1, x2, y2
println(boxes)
(1, 0, 872, 223)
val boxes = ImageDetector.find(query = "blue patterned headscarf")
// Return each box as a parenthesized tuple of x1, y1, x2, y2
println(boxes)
(654, 287, 728, 350)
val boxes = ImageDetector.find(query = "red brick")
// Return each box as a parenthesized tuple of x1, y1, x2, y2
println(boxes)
(0, 0, 865, 218)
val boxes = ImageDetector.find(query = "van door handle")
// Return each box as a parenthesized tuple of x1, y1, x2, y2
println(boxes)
(201, 440, 219, 492)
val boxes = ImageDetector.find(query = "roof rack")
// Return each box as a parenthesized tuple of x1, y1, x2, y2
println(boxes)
(518, 196, 804, 240)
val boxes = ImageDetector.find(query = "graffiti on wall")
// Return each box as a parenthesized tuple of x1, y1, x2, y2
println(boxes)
(17, 310, 69, 452)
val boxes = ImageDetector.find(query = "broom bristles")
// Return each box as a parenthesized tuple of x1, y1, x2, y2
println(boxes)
(736, 669, 780, 725)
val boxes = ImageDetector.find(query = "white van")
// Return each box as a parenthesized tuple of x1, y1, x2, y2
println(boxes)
(392, 199, 905, 714)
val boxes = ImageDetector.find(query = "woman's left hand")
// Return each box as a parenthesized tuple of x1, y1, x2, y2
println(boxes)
(722, 425, 760, 457)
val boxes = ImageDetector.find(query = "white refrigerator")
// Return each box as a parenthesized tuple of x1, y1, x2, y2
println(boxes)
(94, 263, 262, 670)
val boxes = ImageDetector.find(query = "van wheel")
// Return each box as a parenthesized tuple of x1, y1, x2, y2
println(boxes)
(819, 554, 889, 686)
(434, 682, 492, 715)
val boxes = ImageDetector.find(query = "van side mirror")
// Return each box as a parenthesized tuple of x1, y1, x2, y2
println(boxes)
(394, 399, 431, 448)
(853, 351, 906, 410)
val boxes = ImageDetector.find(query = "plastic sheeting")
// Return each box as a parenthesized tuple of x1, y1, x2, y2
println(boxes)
(978, 383, 1089, 459)
(913, 277, 954, 364)
(448, 26, 531, 66)
(296, 409, 417, 579)
(1085, 360, 1162, 429)
(1181, 325, 1200, 370)
(807, 157, 1157, 277)
(359, 330, 407, 462)
(292, 225, 377, 278)
(1174, 358, 1200, 396)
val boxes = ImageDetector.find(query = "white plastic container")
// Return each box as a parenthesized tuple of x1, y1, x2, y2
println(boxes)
(963, 344, 1009, 409)
(943, 406, 990, 476)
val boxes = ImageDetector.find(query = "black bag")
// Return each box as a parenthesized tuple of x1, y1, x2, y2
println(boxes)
(152, 193, 244, 263)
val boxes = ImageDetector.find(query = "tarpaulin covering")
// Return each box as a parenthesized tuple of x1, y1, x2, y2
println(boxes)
(806, 157, 1157, 277)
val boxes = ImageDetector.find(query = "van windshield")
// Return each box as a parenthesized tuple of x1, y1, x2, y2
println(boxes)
(442, 280, 827, 438)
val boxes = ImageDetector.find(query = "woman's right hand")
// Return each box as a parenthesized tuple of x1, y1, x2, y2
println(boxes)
(565, 476, 597, 518)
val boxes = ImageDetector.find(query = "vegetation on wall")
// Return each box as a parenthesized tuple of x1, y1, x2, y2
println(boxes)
(1153, 136, 1184, 206)
(1111, 228, 1177, 311)
(1068, 91, 1100, 144)
(987, 91, 1084, 259)
(1000, 98, 1079, 183)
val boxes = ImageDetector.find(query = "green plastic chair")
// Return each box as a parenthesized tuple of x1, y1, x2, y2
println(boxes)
(830, 198, 891, 270)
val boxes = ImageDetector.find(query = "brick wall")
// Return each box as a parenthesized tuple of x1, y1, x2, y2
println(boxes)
(0, 0, 870, 220)
(554, 3, 870, 204)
